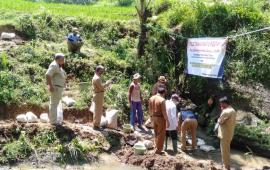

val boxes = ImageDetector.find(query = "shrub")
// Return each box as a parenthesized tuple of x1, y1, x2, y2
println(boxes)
(0, 71, 21, 104)
(32, 130, 58, 148)
(0, 52, 8, 70)
(2, 132, 33, 163)
(28, 0, 97, 5)
(55, 138, 98, 164)
(19, 13, 67, 41)
(0, 71, 47, 105)
(227, 34, 270, 83)
(151, 0, 172, 14)
(116, 0, 134, 6)
(91, 22, 126, 49)
(234, 123, 270, 150)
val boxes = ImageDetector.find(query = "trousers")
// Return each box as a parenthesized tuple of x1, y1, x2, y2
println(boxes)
(91, 92, 104, 127)
(49, 86, 63, 124)
(67, 41, 83, 53)
(220, 138, 231, 169)
(181, 118, 198, 149)
(153, 116, 166, 152)
(130, 101, 143, 126)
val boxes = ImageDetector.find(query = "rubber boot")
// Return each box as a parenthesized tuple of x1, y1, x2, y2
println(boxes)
(172, 140, 178, 154)
(164, 136, 168, 151)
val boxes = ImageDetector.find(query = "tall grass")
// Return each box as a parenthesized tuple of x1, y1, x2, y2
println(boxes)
(0, 0, 136, 21)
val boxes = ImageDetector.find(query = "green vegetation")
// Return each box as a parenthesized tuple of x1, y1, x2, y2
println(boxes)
(56, 138, 99, 164)
(0, 0, 135, 22)
(0, 127, 101, 165)
(0, 0, 270, 162)
(1, 132, 32, 164)
(235, 123, 270, 150)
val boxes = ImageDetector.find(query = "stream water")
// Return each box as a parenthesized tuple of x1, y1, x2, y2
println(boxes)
(5, 154, 142, 170)
(3, 150, 269, 170)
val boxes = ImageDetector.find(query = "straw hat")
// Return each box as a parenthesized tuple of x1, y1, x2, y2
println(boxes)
(158, 76, 166, 83)
(133, 73, 141, 80)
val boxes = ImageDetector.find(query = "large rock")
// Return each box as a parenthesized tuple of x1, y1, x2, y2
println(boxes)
(236, 110, 261, 126)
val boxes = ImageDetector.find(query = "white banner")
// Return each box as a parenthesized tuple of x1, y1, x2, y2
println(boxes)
(187, 37, 227, 78)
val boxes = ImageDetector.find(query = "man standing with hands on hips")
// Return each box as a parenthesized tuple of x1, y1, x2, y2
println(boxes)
(149, 87, 170, 154)
(91, 65, 112, 130)
(45, 53, 66, 125)
(217, 96, 236, 170)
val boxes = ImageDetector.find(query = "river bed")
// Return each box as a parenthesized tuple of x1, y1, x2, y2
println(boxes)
(3, 154, 142, 170)
(2, 150, 269, 170)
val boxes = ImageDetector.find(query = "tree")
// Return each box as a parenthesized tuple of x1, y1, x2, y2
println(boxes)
(135, 0, 151, 58)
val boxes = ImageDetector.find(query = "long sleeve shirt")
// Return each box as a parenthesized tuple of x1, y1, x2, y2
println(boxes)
(218, 106, 236, 141)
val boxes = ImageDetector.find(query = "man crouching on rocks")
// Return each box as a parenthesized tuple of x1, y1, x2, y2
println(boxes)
(45, 53, 66, 126)
(149, 87, 170, 154)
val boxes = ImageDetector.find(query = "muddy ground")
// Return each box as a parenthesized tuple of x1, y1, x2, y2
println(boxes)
(0, 121, 223, 170)
(1, 121, 270, 170)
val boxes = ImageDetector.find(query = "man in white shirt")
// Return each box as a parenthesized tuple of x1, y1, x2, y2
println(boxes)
(164, 94, 180, 153)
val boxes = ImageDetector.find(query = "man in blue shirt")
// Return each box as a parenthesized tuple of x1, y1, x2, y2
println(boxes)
(67, 27, 83, 53)
(179, 107, 198, 151)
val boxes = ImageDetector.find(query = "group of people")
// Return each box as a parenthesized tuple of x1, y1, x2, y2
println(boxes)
(45, 54, 236, 170)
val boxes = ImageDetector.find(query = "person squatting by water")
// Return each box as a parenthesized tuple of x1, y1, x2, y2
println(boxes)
(217, 96, 236, 170)
(149, 87, 170, 155)
(128, 73, 144, 129)
(90, 65, 112, 131)
(195, 95, 216, 127)
(164, 94, 181, 153)
(45, 53, 66, 126)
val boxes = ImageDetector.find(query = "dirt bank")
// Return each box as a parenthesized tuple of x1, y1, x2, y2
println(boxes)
(0, 122, 221, 170)
(0, 24, 27, 52)
(116, 146, 220, 170)
(1, 121, 270, 170)
(0, 104, 92, 123)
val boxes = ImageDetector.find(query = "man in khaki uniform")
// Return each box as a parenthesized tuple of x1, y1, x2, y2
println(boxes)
(149, 87, 170, 154)
(179, 109, 198, 151)
(45, 53, 66, 125)
(90, 65, 111, 130)
(218, 97, 236, 170)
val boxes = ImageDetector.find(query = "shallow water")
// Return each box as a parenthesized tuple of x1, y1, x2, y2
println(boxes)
(6, 154, 143, 170)
(230, 150, 270, 169)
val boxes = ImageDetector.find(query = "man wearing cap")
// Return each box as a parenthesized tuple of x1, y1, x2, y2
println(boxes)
(179, 107, 198, 151)
(128, 73, 143, 129)
(151, 76, 168, 96)
(45, 53, 66, 125)
(149, 87, 170, 154)
(90, 65, 112, 130)
(67, 27, 83, 53)
(164, 94, 180, 153)
(217, 97, 236, 170)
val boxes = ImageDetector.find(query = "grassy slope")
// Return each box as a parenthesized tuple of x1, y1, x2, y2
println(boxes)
(0, 0, 136, 21)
